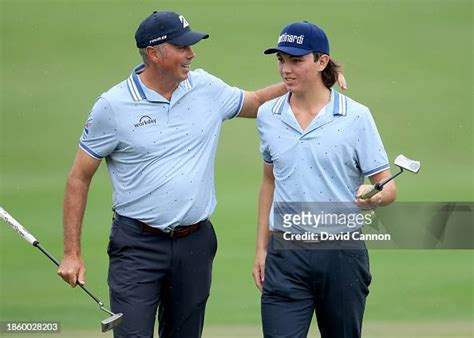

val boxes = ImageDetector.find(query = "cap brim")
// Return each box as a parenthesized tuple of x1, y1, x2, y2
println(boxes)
(264, 46, 311, 56)
(168, 31, 209, 46)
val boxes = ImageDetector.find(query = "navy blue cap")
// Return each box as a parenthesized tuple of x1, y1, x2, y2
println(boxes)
(264, 21, 329, 56)
(135, 11, 209, 48)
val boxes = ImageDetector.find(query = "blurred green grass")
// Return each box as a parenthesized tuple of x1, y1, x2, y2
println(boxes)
(1, 0, 473, 333)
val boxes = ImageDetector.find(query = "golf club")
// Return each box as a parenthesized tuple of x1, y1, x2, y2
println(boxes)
(360, 154, 421, 199)
(0, 207, 123, 333)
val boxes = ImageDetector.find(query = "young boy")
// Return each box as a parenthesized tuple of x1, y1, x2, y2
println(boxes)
(253, 21, 396, 338)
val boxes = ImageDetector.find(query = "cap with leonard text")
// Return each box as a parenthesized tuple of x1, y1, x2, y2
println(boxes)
(264, 21, 329, 56)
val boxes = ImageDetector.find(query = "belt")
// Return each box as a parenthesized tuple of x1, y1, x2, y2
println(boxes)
(113, 213, 206, 238)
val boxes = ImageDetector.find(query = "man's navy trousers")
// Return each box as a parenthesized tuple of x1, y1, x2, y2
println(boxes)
(107, 214, 217, 338)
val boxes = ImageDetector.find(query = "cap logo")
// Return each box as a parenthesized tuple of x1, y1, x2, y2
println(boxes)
(149, 35, 167, 44)
(179, 15, 189, 28)
(278, 33, 304, 45)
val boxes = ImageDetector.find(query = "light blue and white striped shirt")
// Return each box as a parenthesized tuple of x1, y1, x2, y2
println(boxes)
(80, 64, 244, 229)
(257, 89, 389, 232)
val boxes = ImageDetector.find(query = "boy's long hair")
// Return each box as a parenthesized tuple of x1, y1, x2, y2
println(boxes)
(313, 53, 341, 89)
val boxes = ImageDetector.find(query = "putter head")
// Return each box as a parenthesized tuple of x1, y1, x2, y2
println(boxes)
(101, 313, 123, 333)
(394, 154, 421, 173)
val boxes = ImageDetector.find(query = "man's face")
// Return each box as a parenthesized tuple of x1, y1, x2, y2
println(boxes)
(155, 43, 196, 82)
(276, 52, 319, 92)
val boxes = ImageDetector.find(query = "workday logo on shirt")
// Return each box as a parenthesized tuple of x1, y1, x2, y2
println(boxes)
(135, 115, 157, 128)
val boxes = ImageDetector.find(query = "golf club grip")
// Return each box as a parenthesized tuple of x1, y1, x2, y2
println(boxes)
(0, 207, 38, 245)
(0, 208, 109, 315)
(360, 186, 381, 199)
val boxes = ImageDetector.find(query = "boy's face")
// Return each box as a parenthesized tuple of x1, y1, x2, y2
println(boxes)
(276, 52, 326, 93)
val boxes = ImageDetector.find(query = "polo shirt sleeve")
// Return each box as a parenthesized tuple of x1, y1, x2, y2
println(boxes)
(198, 70, 244, 121)
(79, 97, 119, 160)
(257, 108, 273, 164)
(355, 108, 390, 177)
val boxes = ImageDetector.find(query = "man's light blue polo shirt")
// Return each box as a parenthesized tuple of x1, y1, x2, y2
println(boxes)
(79, 64, 244, 229)
(257, 89, 389, 232)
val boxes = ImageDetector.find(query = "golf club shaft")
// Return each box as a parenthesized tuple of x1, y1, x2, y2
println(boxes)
(0, 207, 107, 310)
(360, 169, 403, 199)
(379, 169, 403, 186)
(34, 243, 105, 307)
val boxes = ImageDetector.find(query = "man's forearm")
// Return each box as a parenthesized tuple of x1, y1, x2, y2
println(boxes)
(255, 83, 287, 106)
(63, 175, 91, 256)
(239, 83, 287, 118)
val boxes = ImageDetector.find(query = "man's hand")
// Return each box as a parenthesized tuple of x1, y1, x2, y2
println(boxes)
(356, 184, 382, 210)
(57, 254, 86, 287)
(252, 249, 267, 291)
(337, 72, 348, 90)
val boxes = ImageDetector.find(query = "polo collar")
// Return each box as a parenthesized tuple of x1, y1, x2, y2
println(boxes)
(127, 64, 193, 103)
(271, 89, 347, 135)
(271, 93, 289, 115)
(329, 89, 347, 116)
(271, 89, 347, 117)
(127, 64, 147, 101)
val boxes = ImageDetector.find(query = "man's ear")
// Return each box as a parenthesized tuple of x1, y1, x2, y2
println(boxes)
(147, 46, 162, 63)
